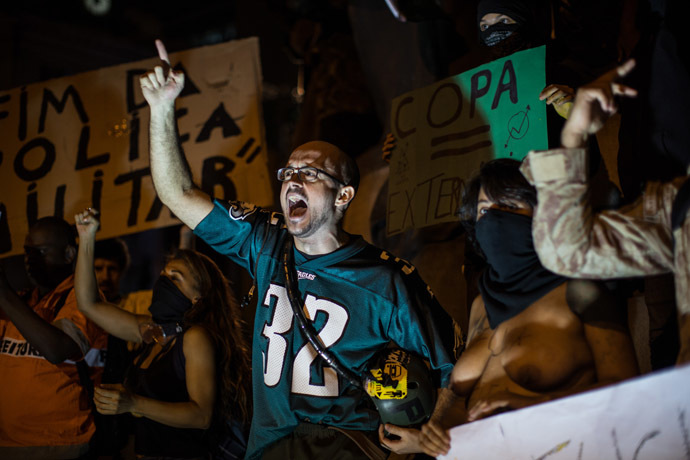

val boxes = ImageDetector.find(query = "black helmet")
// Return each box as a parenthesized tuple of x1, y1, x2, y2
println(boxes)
(363, 348, 436, 427)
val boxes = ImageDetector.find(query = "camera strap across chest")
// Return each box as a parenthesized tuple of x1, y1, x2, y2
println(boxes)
(281, 237, 363, 389)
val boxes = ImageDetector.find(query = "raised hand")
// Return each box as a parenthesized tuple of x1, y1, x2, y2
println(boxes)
(561, 60, 637, 148)
(381, 132, 397, 163)
(140, 40, 185, 108)
(539, 84, 574, 119)
(74, 208, 100, 242)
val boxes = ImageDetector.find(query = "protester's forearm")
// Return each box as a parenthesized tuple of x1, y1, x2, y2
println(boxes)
(522, 150, 674, 278)
(148, 102, 213, 229)
(0, 290, 82, 363)
(561, 124, 588, 149)
(74, 235, 100, 313)
(149, 103, 195, 203)
(432, 387, 466, 426)
(74, 236, 142, 343)
(131, 395, 212, 430)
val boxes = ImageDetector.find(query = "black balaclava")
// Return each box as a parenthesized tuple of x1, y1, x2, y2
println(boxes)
(148, 276, 194, 325)
(477, 0, 534, 57)
(475, 209, 566, 329)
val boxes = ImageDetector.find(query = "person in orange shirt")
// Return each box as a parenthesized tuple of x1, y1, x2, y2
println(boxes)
(0, 216, 106, 459)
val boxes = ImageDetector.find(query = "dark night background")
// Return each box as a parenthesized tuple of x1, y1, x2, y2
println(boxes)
(0, 0, 632, 330)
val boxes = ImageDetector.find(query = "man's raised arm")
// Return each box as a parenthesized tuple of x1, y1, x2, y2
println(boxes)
(141, 40, 213, 230)
(518, 60, 676, 279)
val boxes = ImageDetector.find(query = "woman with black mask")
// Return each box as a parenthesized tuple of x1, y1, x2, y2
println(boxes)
(409, 159, 639, 457)
(73, 208, 251, 460)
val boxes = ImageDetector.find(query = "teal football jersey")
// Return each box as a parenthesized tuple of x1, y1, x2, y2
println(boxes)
(194, 200, 462, 459)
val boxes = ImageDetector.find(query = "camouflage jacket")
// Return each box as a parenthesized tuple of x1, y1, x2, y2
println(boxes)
(520, 147, 690, 316)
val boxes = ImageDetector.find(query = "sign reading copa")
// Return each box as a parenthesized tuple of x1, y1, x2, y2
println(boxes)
(387, 46, 548, 235)
(0, 38, 272, 256)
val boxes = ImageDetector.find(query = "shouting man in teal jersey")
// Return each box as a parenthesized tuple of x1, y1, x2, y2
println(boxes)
(140, 40, 462, 459)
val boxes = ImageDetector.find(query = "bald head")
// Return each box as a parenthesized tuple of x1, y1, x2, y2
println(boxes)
(30, 217, 76, 249)
(292, 141, 360, 192)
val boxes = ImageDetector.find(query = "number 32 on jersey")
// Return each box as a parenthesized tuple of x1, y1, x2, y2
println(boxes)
(261, 284, 350, 397)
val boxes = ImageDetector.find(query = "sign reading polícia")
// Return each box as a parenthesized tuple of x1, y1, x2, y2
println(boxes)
(0, 38, 272, 256)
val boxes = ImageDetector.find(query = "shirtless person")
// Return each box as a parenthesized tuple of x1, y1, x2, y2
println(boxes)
(401, 159, 639, 457)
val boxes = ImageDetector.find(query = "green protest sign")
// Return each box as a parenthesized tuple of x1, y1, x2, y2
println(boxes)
(387, 45, 547, 235)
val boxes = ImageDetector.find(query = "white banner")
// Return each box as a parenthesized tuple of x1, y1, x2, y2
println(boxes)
(0, 38, 272, 256)
(442, 365, 690, 459)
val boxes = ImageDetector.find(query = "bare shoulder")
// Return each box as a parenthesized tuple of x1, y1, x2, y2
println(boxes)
(183, 326, 215, 355)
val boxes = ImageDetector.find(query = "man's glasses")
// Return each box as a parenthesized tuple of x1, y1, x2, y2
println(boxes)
(277, 166, 346, 186)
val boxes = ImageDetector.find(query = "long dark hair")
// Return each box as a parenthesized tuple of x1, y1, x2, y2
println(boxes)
(170, 249, 252, 427)
(459, 158, 536, 256)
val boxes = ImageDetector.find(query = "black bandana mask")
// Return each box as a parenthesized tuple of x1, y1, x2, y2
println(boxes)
(481, 24, 530, 58)
(480, 23, 520, 47)
(148, 275, 194, 325)
(475, 209, 566, 329)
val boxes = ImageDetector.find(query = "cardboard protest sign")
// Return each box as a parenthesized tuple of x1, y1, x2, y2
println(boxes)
(441, 364, 690, 459)
(0, 38, 271, 257)
(387, 46, 547, 235)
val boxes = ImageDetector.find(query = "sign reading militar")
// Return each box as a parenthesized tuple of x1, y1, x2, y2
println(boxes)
(387, 46, 547, 235)
(0, 38, 271, 257)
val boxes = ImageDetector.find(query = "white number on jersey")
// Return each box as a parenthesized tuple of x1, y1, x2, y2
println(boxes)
(261, 284, 349, 396)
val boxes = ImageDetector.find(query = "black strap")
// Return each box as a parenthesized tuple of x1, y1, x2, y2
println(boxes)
(282, 238, 363, 389)
(242, 212, 275, 308)
(51, 289, 71, 319)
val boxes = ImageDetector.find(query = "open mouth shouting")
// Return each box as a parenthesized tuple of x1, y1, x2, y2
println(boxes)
(286, 192, 308, 222)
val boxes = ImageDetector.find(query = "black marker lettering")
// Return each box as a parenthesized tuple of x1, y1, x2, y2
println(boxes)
(470, 69, 492, 118)
(195, 103, 240, 143)
(114, 167, 151, 227)
(14, 138, 55, 181)
(491, 60, 517, 109)
(91, 170, 103, 211)
(128, 111, 140, 161)
(0, 203, 11, 254)
(201, 156, 236, 200)
(39, 85, 89, 133)
(427, 83, 463, 129)
(75, 125, 109, 170)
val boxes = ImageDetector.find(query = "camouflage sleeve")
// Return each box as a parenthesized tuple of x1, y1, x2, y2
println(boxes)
(674, 218, 690, 316)
(520, 148, 675, 279)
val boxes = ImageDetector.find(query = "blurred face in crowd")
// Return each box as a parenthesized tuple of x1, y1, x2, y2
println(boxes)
(94, 258, 123, 302)
(24, 225, 74, 290)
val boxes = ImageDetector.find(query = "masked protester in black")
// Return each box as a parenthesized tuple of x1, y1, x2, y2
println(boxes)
(475, 0, 599, 151)
(477, 0, 535, 60)
(73, 209, 251, 460)
(415, 159, 639, 457)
